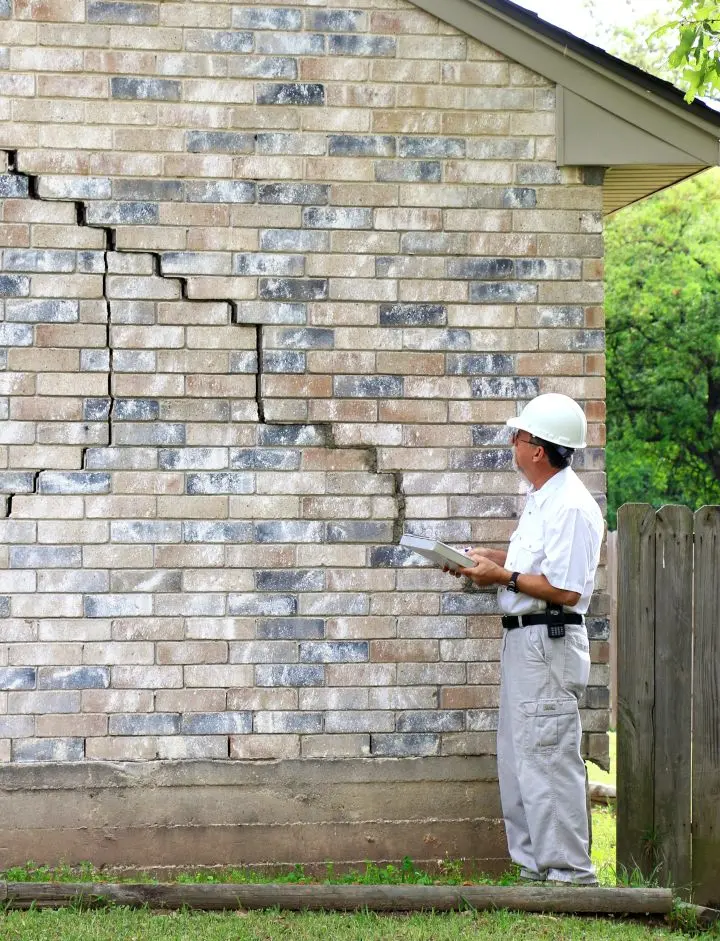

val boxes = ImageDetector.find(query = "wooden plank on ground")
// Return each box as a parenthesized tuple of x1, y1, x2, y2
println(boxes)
(653, 505, 693, 893)
(1, 881, 675, 914)
(616, 504, 656, 880)
(692, 507, 720, 907)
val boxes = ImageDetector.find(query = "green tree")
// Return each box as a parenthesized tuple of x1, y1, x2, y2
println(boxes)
(655, 0, 720, 101)
(605, 171, 720, 526)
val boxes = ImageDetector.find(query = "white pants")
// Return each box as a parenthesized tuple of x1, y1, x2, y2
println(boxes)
(497, 621, 596, 884)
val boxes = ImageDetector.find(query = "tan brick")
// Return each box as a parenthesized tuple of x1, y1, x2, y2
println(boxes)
(155, 689, 226, 712)
(154, 545, 224, 568)
(308, 400, 377, 423)
(372, 110, 442, 134)
(300, 109, 371, 133)
(371, 10, 439, 34)
(83, 546, 153, 569)
(82, 690, 154, 713)
(113, 472, 185, 495)
(10, 445, 81, 470)
(370, 640, 438, 662)
(230, 734, 300, 759)
(86, 737, 160, 760)
(300, 58, 369, 82)
(301, 734, 370, 758)
(517, 353, 584, 375)
(228, 689, 297, 710)
(36, 714, 107, 737)
(441, 732, 496, 756)
(157, 642, 228, 665)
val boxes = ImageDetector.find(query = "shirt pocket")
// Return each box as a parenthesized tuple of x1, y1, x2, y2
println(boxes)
(506, 530, 543, 574)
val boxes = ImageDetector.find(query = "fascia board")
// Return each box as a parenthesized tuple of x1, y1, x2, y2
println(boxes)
(412, 0, 720, 166)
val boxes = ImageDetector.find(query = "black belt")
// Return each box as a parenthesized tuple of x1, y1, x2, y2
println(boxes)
(502, 612, 583, 630)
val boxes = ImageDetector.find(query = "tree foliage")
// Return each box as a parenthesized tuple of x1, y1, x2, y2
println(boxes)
(654, 0, 720, 101)
(605, 172, 720, 526)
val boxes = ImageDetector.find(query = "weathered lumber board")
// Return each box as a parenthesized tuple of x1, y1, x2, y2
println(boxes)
(1, 881, 674, 914)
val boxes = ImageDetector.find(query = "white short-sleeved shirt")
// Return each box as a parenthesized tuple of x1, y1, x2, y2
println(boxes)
(498, 466, 604, 616)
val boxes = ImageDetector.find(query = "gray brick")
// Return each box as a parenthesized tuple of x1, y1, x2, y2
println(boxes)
(0, 716, 34, 737)
(230, 56, 296, 79)
(4, 249, 76, 272)
(113, 423, 185, 446)
(516, 164, 563, 185)
(230, 448, 300, 471)
(254, 521, 325, 543)
(404, 328, 470, 351)
(371, 734, 439, 757)
(470, 426, 511, 447)
(471, 377, 539, 399)
(38, 472, 111, 494)
(254, 711, 323, 733)
(467, 710, 499, 732)
(447, 354, 514, 375)
(328, 135, 395, 157)
(113, 399, 159, 421)
(39, 176, 111, 199)
(375, 161, 440, 183)
(586, 617, 610, 641)
(185, 30, 253, 53)
(581, 686, 610, 709)
(84, 447, 158, 469)
(503, 187, 537, 208)
(84, 398, 112, 421)
(111, 520, 182, 542)
(303, 207, 372, 229)
(469, 282, 537, 303)
(0, 472, 35, 493)
(186, 131, 255, 154)
(256, 83, 324, 106)
(399, 137, 465, 158)
(186, 473, 254, 495)
(181, 712, 251, 734)
(258, 183, 329, 205)
(113, 179, 184, 201)
(0, 323, 32, 346)
(328, 35, 395, 56)
(440, 593, 498, 615)
(447, 258, 514, 280)
(88, 0, 158, 23)
(259, 278, 328, 301)
(81, 349, 111, 371)
(257, 618, 325, 640)
(255, 34, 325, 55)
(0, 667, 35, 690)
(84, 595, 153, 617)
(234, 253, 305, 276)
(307, 9, 366, 30)
(0, 595, 9, 617)
(583, 168, 606, 186)
(450, 450, 513, 472)
(159, 449, 228, 470)
(234, 7, 302, 29)
(0, 276, 30, 298)
(540, 305, 586, 327)
(111, 77, 181, 100)
(258, 424, 326, 446)
(268, 327, 334, 349)
(183, 522, 254, 544)
(10, 546, 81, 568)
(397, 711, 464, 733)
(469, 138, 533, 159)
(262, 350, 305, 373)
(38, 667, 110, 690)
(109, 713, 179, 735)
(86, 202, 159, 225)
(112, 351, 156, 373)
(379, 303, 446, 327)
(327, 522, 393, 543)
(0, 174, 29, 197)
(334, 376, 402, 398)
(13, 739, 84, 762)
(300, 641, 368, 663)
(515, 259, 582, 280)
(370, 546, 420, 568)
(186, 180, 256, 203)
(567, 329, 605, 351)
(229, 594, 298, 617)
(260, 229, 328, 253)
(406, 522, 471, 542)
(256, 664, 325, 687)
(256, 570, 324, 592)
(229, 348, 258, 371)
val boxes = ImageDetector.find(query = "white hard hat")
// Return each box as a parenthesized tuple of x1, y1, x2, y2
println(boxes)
(506, 393, 587, 449)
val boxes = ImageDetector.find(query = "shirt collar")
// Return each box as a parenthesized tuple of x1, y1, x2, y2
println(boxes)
(528, 466, 571, 508)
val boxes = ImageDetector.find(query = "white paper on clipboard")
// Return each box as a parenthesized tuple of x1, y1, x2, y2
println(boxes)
(399, 534, 471, 571)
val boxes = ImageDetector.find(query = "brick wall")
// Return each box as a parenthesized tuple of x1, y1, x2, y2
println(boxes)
(0, 0, 609, 770)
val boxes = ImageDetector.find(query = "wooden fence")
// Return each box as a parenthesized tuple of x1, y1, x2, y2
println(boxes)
(616, 505, 720, 906)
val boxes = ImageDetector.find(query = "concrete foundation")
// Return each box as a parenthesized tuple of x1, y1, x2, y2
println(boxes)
(0, 757, 508, 874)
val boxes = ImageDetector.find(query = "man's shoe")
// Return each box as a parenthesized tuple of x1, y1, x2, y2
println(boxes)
(546, 879, 599, 887)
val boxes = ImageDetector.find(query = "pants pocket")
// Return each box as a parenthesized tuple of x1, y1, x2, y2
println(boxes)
(563, 630, 590, 699)
(521, 698, 579, 751)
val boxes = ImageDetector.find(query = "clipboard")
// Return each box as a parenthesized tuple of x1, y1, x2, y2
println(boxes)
(399, 534, 471, 572)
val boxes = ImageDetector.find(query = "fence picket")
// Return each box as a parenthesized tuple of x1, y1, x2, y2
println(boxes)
(616, 504, 656, 879)
(653, 505, 693, 892)
(692, 507, 720, 907)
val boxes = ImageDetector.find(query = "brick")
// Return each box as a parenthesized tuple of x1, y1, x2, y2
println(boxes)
(0, 275, 30, 297)
(13, 738, 84, 761)
(328, 35, 395, 56)
(109, 713, 179, 735)
(230, 734, 299, 759)
(111, 76, 180, 100)
(184, 30, 252, 53)
(257, 618, 325, 640)
(254, 711, 323, 733)
(88, 1, 158, 24)
(257, 83, 324, 106)
(255, 570, 324, 592)
(371, 733, 439, 757)
(328, 135, 395, 157)
(259, 278, 327, 301)
(181, 711, 251, 734)
(0, 667, 35, 690)
(228, 593, 298, 617)
(333, 376, 402, 398)
(234, 7, 301, 29)
(38, 666, 109, 689)
(379, 303, 446, 326)
(84, 595, 153, 617)
(300, 641, 368, 663)
(256, 664, 325, 687)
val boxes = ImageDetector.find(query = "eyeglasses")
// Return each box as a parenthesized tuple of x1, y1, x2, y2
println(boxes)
(511, 430, 541, 447)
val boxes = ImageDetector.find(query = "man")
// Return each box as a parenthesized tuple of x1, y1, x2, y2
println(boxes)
(453, 392, 604, 886)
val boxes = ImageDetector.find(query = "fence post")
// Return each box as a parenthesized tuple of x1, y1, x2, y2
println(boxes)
(692, 507, 720, 907)
(606, 530, 618, 729)
(616, 504, 656, 879)
(653, 505, 693, 893)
